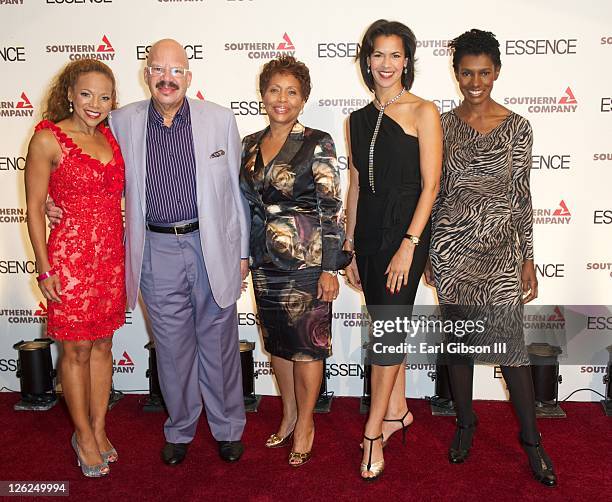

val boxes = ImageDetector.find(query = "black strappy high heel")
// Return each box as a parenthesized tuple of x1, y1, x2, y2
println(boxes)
(448, 415, 478, 464)
(520, 435, 557, 487)
(382, 409, 412, 446)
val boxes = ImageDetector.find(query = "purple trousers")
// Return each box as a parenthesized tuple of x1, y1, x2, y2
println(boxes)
(140, 227, 245, 443)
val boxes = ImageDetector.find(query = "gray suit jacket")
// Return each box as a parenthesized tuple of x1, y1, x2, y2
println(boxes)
(110, 97, 250, 309)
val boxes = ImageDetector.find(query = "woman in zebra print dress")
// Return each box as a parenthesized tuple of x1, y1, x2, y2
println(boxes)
(427, 29, 557, 487)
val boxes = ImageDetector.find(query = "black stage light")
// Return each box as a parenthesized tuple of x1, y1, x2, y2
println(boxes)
(314, 359, 334, 413)
(360, 364, 371, 414)
(142, 340, 165, 412)
(108, 384, 124, 410)
(240, 340, 261, 412)
(602, 345, 612, 417)
(527, 343, 565, 418)
(13, 338, 58, 411)
(429, 362, 456, 416)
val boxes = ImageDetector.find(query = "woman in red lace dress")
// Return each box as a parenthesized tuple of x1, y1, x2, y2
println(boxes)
(25, 59, 125, 477)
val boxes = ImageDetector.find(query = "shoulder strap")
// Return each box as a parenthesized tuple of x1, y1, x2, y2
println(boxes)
(34, 120, 71, 150)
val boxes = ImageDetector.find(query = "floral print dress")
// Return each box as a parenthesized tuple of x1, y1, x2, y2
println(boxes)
(239, 122, 344, 361)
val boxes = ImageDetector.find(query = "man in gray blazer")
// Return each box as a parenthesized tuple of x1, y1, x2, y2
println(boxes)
(52, 39, 250, 464)
(121, 39, 249, 464)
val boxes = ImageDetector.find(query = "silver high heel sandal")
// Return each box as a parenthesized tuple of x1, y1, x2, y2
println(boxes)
(71, 433, 110, 477)
(101, 445, 118, 463)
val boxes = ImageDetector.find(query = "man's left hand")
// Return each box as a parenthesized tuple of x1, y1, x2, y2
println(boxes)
(240, 259, 250, 281)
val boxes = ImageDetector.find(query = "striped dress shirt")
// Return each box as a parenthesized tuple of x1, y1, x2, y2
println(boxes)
(145, 99, 198, 223)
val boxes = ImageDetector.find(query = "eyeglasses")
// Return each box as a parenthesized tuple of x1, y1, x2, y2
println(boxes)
(146, 65, 191, 78)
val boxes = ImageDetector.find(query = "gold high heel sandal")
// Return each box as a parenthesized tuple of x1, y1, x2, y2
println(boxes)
(361, 433, 384, 482)
(265, 429, 294, 448)
(288, 427, 314, 467)
(288, 451, 312, 467)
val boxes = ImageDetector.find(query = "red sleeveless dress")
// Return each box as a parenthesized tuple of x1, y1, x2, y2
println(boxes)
(35, 120, 126, 340)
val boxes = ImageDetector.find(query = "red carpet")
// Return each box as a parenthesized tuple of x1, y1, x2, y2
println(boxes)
(2, 393, 611, 501)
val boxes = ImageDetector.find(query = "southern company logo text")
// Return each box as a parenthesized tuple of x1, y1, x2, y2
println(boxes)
(0, 92, 33, 118)
(504, 87, 577, 113)
(0, 208, 26, 223)
(113, 351, 135, 374)
(225, 33, 295, 59)
(46, 35, 115, 61)
(534, 200, 571, 224)
(523, 306, 565, 330)
(0, 302, 47, 324)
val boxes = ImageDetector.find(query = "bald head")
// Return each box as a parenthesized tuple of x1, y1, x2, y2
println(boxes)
(144, 38, 192, 114)
(147, 39, 189, 69)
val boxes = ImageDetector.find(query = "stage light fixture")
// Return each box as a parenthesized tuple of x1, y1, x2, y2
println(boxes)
(429, 362, 456, 416)
(602, 345, 612, 417)
(314, 359, 333, 413)
(360, 363, 371, 414)
(240, 340, 261, 412)
(13, 338, 58, 411)
(527, 343, 565, 418)
(108, 384, 124, 410)
(142, 340, 165, 412)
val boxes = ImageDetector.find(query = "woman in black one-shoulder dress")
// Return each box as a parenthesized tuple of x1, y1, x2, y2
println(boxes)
(344, 19, 442, 481)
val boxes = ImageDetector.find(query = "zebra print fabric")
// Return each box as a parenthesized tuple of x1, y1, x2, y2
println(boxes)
(430, 110, 535, 366)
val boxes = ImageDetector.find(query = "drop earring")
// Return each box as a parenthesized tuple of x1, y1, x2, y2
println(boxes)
(367, 66, 371, 74)
(69, 100, 73, 113)
(403, 66, 408, 75)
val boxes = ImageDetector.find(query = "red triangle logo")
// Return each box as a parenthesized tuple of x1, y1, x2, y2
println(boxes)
(559, 86, 577, 105)
(97, 35, 114, 53)
(16, 92, 33, 109)
(277, 33, 295, 50)
(196, 90, 205, 100)
(552, 200, 570, 217)
(118, 351, 134, 366)
(34, 301, 47, 317)
(547, 306, 565, 322)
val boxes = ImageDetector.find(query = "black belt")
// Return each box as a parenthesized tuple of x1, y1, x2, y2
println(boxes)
(146, 221, 199, 234)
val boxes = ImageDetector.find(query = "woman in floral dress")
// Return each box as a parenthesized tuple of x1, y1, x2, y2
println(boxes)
(240, 56, 344, 467)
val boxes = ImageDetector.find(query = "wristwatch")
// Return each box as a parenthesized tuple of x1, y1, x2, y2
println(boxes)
(403, 233, 420, 246)
(323, 270, 338, 276)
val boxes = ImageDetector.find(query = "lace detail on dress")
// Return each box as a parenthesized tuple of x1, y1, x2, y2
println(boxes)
(34, 120, 126, 340)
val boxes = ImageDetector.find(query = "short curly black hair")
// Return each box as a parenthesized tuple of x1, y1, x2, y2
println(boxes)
(259, 55, 311, 101)
(357, 19, 417, 91)
(449, 29, 501, 71)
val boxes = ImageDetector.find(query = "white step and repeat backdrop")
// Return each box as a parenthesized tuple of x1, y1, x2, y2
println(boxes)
(1, 0, 611, 401)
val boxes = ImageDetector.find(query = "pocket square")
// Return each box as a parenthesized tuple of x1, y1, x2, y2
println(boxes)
(210, 149, 225, 159)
